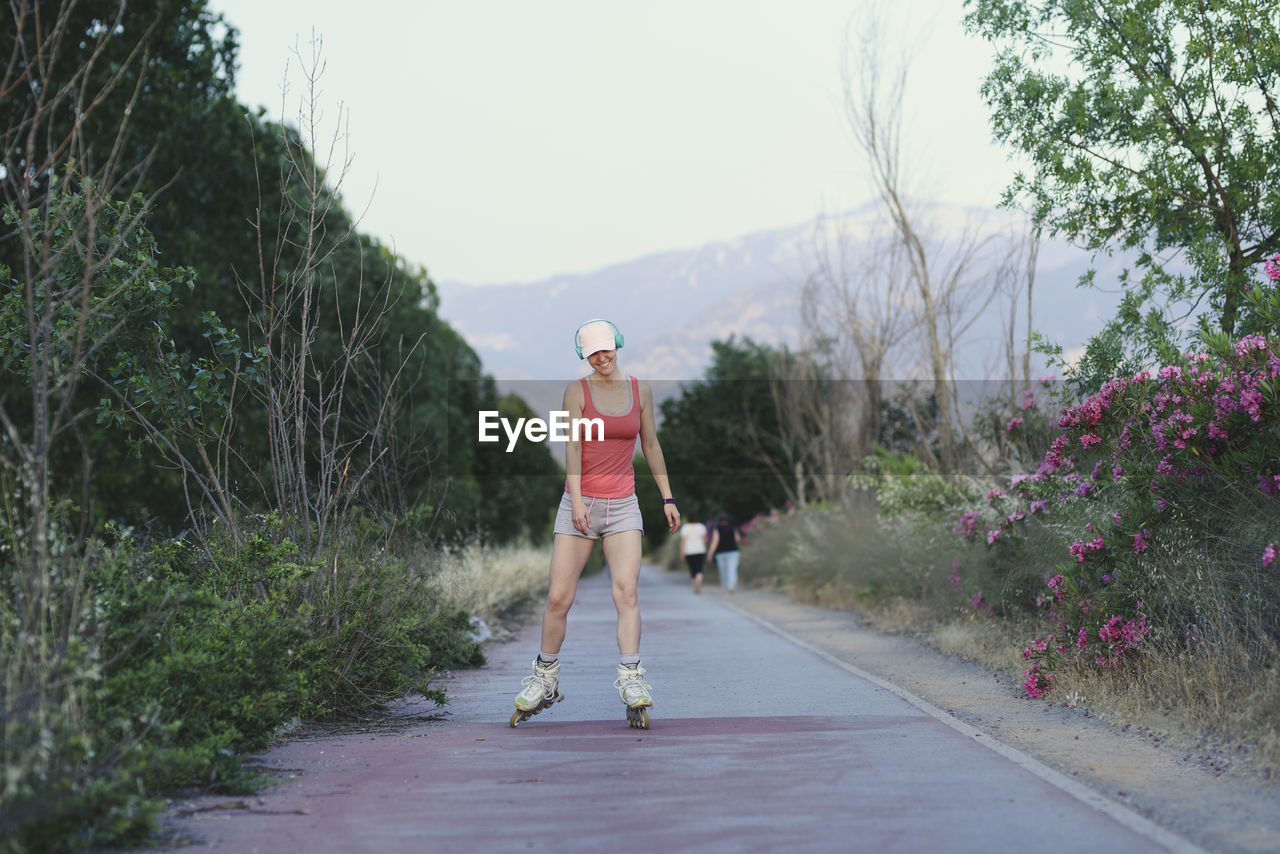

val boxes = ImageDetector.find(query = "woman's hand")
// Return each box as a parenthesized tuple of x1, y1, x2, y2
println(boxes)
(572, 497, 591, 536)
(664, 502, 681, 533)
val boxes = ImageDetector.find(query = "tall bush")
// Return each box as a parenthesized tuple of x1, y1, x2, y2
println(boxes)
(958, 261, 1280, 695)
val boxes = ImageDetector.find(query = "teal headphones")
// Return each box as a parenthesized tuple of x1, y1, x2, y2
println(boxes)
(573, 318, 625, 359)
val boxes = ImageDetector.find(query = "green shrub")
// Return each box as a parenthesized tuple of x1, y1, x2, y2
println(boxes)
(2, 533, 163, 854)
(955, 333, 1280, 697)
(3, 516, 487, 852)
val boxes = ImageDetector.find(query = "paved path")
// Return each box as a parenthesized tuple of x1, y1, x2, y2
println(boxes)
(157, 565, 1205, 853)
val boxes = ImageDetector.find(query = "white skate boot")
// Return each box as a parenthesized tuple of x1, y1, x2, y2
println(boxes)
(510, 658, 563, 727)
(614, 663, 653, 730)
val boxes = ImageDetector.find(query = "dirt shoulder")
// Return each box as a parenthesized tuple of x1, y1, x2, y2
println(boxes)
(717, 583, 1280, 854)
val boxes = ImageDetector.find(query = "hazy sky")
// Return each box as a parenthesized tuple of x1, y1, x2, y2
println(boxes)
(212, 0, 1017, 284)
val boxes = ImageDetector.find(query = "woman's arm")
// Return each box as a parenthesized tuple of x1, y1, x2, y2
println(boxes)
(562, 381, 591, 535)
(706, 527, 719, 561)
(637, 379, 680, 533)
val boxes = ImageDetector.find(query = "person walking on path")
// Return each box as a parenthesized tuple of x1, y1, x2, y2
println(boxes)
(705, 510, 740, 594)
(511, 319, 681, 728)
(679, 510, 708, 594)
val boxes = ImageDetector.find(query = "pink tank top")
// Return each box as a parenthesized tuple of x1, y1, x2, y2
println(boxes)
(570, 375, 641, 499)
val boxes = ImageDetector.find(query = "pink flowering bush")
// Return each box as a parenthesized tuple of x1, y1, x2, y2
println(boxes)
(738, 501, 796, 545)
(956, 325, 1280, 698)
(972, 376, 1060, 472)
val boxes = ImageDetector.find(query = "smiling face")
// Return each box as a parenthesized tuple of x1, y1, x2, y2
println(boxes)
(587, 348, 617, 376)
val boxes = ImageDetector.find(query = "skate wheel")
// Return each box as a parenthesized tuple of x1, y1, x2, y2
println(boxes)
(510, 710, 525, 728)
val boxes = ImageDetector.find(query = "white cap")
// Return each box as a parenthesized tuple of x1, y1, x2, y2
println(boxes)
(577, 320, 618, 358)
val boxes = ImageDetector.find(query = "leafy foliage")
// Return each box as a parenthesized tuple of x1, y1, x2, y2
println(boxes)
(965, 0, 1280, 346)
(0, 6, 541, 852)
(1, 518, 483, 853)
(958, 327, 1280, 695)
(658, 337, 803, 522)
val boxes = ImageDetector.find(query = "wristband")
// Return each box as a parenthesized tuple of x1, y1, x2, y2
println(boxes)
(662, 498, 677, 505)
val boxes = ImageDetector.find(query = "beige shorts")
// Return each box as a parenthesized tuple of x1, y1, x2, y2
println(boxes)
(553, 492, 643, 540)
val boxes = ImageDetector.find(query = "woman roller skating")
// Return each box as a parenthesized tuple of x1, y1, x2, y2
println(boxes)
(510, 319, 680, 730)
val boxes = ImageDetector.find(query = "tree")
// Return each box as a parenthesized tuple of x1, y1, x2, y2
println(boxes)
(964, 0, 1280, 341)
(840, 9, 1017, 472)
(802, 211, 918, 468)
(0, 5, 237, 840)
(0, 1, 252, 526)
(658, 338, 797, 523)
(0, 7, 512, 540)
(465, 391, 562, 544)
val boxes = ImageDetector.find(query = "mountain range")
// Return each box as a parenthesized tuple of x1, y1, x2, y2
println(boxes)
(435, 203, 1128, 406)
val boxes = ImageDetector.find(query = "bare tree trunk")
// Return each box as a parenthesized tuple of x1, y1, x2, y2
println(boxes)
(801, 213, 915, 472)
(842, 15, 959, 470)
(245, 35, 426, 561)
(840, 9, 1019, 474)
(1023, 229, 1039, 394)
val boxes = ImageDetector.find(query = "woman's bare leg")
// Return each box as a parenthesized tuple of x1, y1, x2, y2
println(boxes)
(539, 533, 598, 655)
(602, 530, 644, 655)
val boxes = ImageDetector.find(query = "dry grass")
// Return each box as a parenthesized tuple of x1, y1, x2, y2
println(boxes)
(927, 614, 1030, 669)
(882, 603, 1280, 777)
(429, 541, 549, 630)
(1053, 613, 1280, 774)
(858, 594, 1280, 775)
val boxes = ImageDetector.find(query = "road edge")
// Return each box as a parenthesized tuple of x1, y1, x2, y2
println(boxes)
(718, 596, 1209, 854)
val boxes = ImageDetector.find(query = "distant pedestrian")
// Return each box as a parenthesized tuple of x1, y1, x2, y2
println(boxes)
(509, 319, 680, 730)
(706, 510, 740, 594)
(679, 510, 708, 594)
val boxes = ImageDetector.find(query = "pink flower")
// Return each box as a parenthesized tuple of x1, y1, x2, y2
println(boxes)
(1132, 529, 1150, 554)
(1023, 663, 1053, 699)
(1005, 416, 1024, 432)
(1264, 253, 1280, 282)
(1240, 388, 1264, 422)
(1264, 544, 1277, 568)
(1234, 335, 1269, 358)
(1069, 536, 1104, 563)
(953, 511, 979, 541)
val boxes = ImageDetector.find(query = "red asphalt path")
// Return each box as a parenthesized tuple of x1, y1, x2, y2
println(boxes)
(151, 566, 1203, 854)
